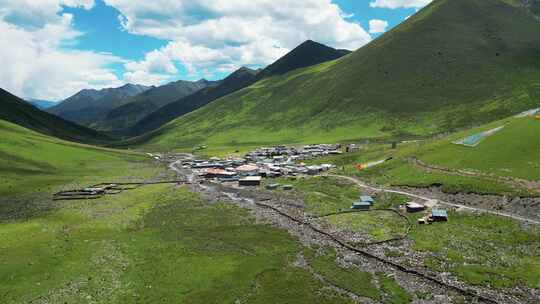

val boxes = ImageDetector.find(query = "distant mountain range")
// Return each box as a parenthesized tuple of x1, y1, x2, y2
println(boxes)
(28, 99, 57, 110)
(47, 84, 151, 127)
(129, 67, 259, 136)
(128, 0, 540, 150)
(42, 39, 351, 137)
(93, 79, 216, 133)
(0, 88, 109, 143)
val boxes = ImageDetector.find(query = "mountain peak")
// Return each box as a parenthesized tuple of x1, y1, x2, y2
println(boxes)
(230, 67, 257, 77)
(256, 40, 349, 79)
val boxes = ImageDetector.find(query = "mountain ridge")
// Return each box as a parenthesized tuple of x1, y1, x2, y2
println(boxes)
(129, 40, 351, 136)
(0, 88, 110, 143)
(93, 78, 216, 133)
(48, 83, 152, 127)
(128, 0, 540, 150)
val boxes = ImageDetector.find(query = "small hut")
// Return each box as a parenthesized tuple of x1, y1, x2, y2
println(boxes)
(405, 202, 426, 213)
(351, 201, 371, 210)
(239, 176, 262, 186)
(360, 195, 375, 205)
(430, 209, 448, 222)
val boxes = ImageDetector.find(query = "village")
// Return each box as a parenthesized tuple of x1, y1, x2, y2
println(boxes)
(167, 143, 450, 225)
(176, 144, 343, 186)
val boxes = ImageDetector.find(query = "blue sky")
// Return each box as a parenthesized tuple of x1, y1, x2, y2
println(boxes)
(0, 0, 430, 100)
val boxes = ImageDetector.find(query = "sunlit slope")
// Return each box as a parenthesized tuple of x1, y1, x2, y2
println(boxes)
(0, 120, 144, 196)
(0, 88, 110, 144)
(415, 117, 540, 181)
(131, 0, 540, 150)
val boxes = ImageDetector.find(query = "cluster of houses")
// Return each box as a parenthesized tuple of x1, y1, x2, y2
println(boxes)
(245, 144, 344, 162)
(179, 144, 342, 187)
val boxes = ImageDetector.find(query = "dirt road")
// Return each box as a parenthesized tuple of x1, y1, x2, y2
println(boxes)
(328, 174, 540, 225)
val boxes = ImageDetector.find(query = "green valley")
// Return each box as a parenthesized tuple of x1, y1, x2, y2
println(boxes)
(2, 0, 540, 303)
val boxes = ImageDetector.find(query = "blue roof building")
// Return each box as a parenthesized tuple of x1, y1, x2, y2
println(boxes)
(360, 195, 374, 204)
(431, 209, 448, 221)
(351, 201, 371, 210)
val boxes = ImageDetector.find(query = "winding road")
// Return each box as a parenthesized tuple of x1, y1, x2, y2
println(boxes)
(328, 174, 540, 225)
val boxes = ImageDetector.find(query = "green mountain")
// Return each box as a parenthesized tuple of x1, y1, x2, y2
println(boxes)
(94, 79, 215, 133)
(130, 41, 351, 136)
(254, 40, 350, 80)
(129, 67, 258, 136)
(130, 0, 540, 151)
(48, 83, 151, 127)
(0, 88, 110, 144)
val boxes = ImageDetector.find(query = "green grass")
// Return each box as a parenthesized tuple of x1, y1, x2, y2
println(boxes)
(410, 212, 540, 289)
(304, 247, 382, 300)
(378, 273, 413, 304)
(128, 0, 540, 151)
(415, 117, 540, 181)
(326, 211, 409, 242)
(306, 117, 539, 196)
(346, 117, 540, 196)
(272, 176, 360, 216)
(276, 177, 409, 241)
(0, 185, 365, 303)
(0, 120, 155, 199)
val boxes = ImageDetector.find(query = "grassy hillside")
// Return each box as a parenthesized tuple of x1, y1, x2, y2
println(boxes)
(130, 0, 540, 151)
(0, 88, 110, 144)
(414, 117, 540, 181)
(310, 116, 540, 196)
(0, 119, 149, 197)
(1, 183, 411, 303)
(130, 41, 351, 137)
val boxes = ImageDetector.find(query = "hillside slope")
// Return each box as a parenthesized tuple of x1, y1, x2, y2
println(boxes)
(416, 116, 540, 181)
(0, 119, 146, 196)
(48, 84, 151, 127)
(131, 0, 540, 150)
(95, 79, 215, 133)
(130, 67, 258, 136)
(130, 41, 351, 136)
(0, 88, 110, 143)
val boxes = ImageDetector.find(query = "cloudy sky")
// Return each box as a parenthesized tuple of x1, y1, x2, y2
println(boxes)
(0, 0, 431, 101)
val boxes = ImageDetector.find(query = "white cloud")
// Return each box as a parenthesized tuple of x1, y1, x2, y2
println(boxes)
(369, 19, 389, 34)
(369, 0, 432, 9)
(0, 0, 94, 28)
(105, 0, 372, 85)
(0, 0, 377, 98)
(0, 0, 126, 100)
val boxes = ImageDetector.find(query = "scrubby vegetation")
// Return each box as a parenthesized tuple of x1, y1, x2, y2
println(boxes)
(411, 212, 540, 289)
(0, 185, 366, 303)
(0, 120, 151, 197)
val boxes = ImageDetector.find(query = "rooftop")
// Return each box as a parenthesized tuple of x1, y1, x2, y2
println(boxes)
(432, 209, 448, 217)
(360, 196, 374, 202)
(240, 176, 262, 181)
